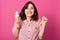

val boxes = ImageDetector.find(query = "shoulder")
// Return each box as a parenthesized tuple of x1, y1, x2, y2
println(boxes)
(36, 18, 42, 26)
(34, 18, 41, 25)
(34, 18, 41, 28)
(38, 18, 41, 22)
(34, 18, 41, 23)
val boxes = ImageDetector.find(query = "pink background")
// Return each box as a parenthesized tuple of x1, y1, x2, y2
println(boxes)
(0, 0, 60, 40)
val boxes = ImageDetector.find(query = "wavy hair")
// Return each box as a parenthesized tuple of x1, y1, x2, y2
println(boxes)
(19, 1, 39, 21)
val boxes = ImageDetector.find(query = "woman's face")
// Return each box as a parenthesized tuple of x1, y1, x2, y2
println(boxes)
(25, 4, 34, 17)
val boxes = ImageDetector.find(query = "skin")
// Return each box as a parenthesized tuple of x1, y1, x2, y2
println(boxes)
(25, 4, 48, 40)
(12, 3, 48, 40)
(25, 4, 34, 23)
(38, 16, 48, 40)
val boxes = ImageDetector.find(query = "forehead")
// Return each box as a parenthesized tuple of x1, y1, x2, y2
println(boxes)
(28, 4, 34, 8)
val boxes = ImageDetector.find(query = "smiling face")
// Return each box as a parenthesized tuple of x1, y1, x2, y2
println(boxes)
(20, 1, 38, 21)
(25, 4, 34, 17)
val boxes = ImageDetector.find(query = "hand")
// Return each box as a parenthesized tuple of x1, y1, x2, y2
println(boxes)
(15, 16, 21, 24)
(15, 11, 21, 24)
(15, 11, 21, 29)
(41, 16, 48, 24)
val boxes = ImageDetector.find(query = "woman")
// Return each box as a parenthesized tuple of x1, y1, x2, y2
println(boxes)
(12, 1, 48, 40)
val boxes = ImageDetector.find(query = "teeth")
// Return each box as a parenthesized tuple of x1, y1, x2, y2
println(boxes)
(28, 12, 32, 14)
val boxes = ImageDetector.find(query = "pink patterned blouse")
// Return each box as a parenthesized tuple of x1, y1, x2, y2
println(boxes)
(18, 18, 41, 40)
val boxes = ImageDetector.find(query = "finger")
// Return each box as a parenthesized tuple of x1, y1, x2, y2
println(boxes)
(42, 16, 48, 21)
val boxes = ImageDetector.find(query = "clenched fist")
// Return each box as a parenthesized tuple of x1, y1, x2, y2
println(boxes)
(41, 16, 48, 25)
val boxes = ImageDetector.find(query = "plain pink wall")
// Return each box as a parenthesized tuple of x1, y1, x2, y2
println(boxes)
(0, 0, 60, 40)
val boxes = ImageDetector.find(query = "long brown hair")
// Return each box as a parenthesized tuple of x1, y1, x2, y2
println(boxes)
(19, 1, 39, 21)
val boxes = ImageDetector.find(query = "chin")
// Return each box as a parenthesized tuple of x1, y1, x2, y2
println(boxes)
(26, 14, 33, 17)
(28, 15, 31, 17)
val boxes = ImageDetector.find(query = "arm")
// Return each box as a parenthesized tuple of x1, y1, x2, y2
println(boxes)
(12, 11, 21, 38)
(12, 22, 20, 38)
(38, 16, 48, 40)
(38, 22, 46, 40)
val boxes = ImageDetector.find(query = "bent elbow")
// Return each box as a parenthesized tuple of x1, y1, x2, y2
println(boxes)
(38, 34, 43, 40)
(12, 28, 18, 38)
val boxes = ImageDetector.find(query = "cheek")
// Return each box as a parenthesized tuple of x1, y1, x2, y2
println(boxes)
(25, 9, 28, 14)
(31, 9, 34, 14)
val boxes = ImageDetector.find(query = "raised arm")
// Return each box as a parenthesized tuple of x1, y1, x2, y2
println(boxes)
(12, 11, 21, 38)
(38, 16, 48, 40)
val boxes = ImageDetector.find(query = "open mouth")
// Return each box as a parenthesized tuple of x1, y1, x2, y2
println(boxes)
(28, 12, 32, 14)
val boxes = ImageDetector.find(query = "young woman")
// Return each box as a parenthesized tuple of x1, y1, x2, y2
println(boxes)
(12, 1, 48, 40)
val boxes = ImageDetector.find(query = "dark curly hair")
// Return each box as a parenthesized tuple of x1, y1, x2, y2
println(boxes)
(19, 1, 39, 21)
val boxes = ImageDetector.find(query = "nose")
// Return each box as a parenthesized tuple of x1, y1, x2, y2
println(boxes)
(28, 9, 31, 12)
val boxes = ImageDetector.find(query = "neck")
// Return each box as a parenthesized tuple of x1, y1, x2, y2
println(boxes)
(26, 16, 31, 23)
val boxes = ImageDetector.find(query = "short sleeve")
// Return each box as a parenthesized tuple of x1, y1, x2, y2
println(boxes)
(37, 18, 41, 32)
